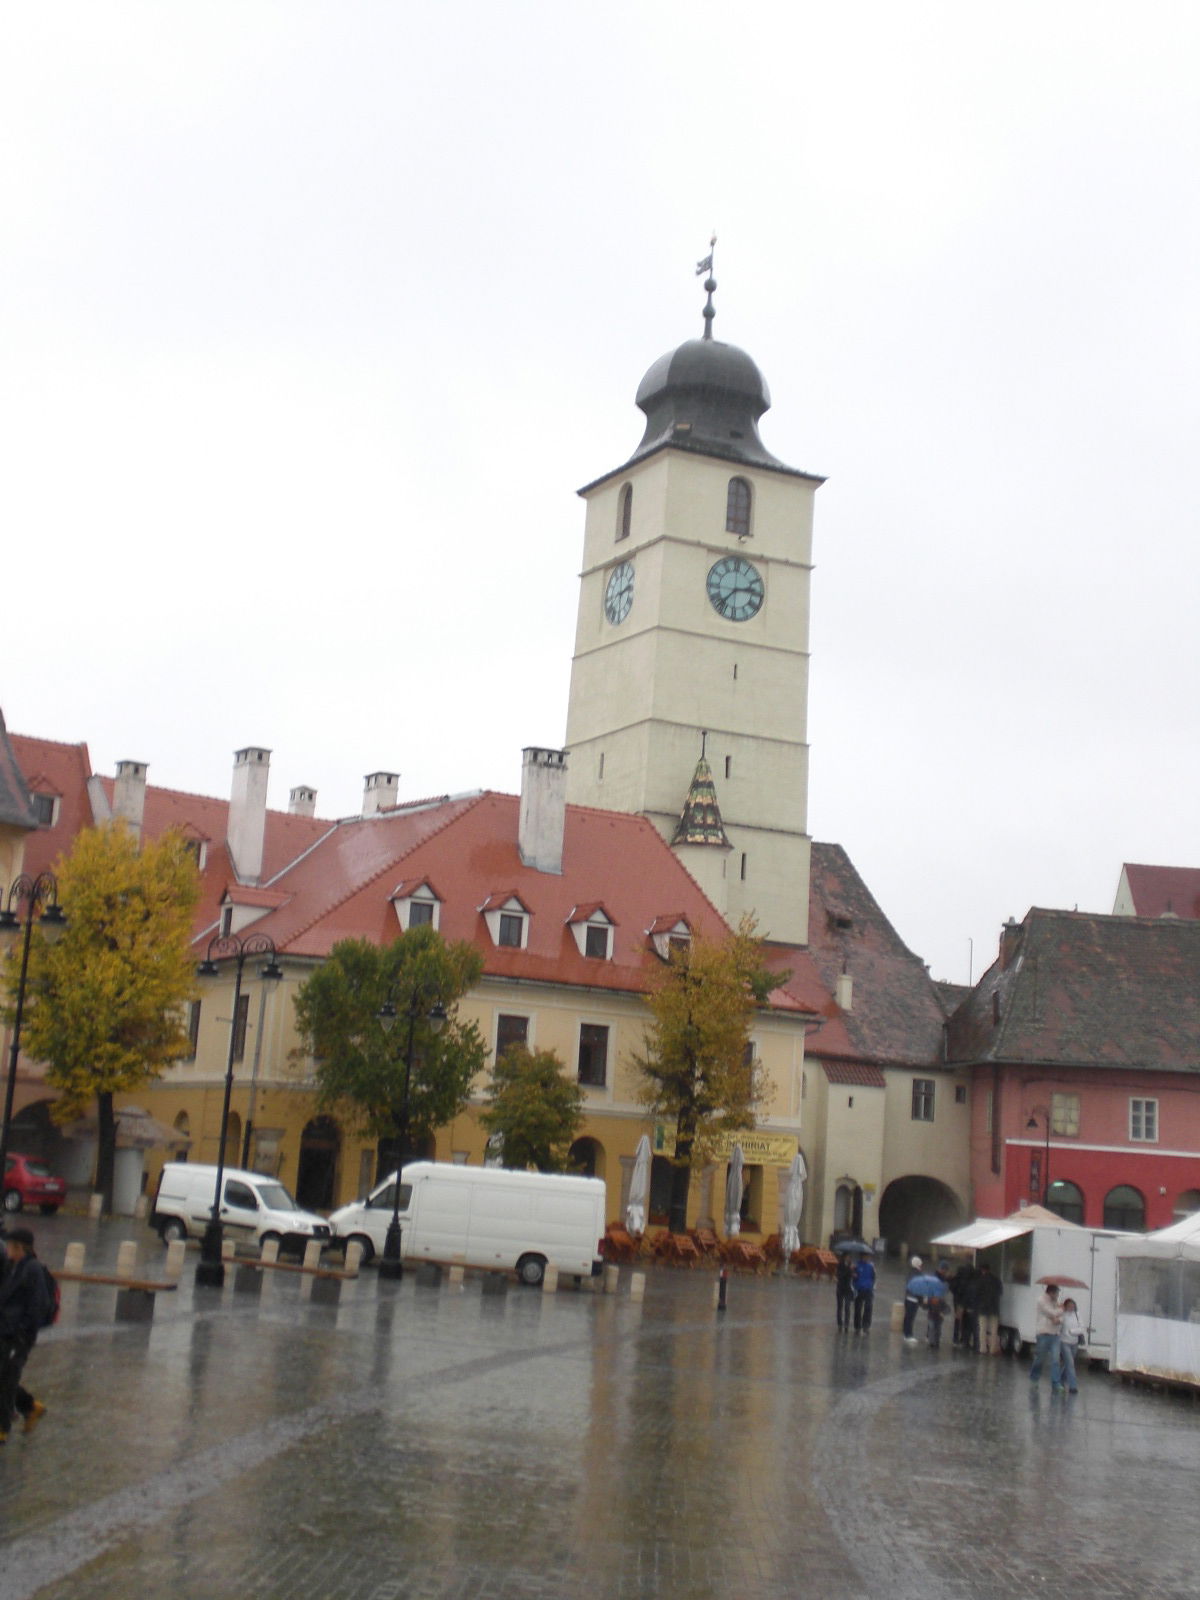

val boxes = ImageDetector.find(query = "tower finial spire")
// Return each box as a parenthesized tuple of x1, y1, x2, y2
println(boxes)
(695, 233, 717, 340)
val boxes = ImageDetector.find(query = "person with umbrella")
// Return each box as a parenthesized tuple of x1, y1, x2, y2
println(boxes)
(1056, 1297, 1085, 1394)
(851, 1245, 877, 1333)
(1029, 1282, 1065, 1393)
(834, 1249, 855, 1331)
(901, 1256, 926, 1344)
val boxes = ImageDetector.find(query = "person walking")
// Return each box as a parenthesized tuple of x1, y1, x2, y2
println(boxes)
(975, 1262, 1003, 1355)
(851, 1251, 876, 1333)
(1055, 1297, 1085, 1394)
(834, 1252, 855, 1331)
(902, 1256, 925, 1344)
(1028, 1282, 1065, 1394)
(0, 1227, 51, 1442)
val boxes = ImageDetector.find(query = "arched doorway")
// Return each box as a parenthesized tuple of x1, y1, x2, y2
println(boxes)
(1104, 1184, 1145, 1231)
(568, 1137, 604, 1179)
(296, 1117, 341, 1211)
(878, 1175, 963, 1255)
(1046, 1179, 1084, 1224)
(1173, 1188, 1200, 1220)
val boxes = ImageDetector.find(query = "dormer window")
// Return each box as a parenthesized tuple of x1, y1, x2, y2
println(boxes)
(480, 893, 530, 950)
(31, 793, 58, 827)
(617, 482, 633, 541)
(391, 880, 442, 933)
(726, 476, 752, 538)
(646, 915, 692, 962)
(567, 904, 615, 960)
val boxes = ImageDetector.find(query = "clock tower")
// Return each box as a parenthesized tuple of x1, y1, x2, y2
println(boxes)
(564, 283, 822, 946)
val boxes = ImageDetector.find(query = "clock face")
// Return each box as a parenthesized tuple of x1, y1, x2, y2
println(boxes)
(604, 561, 635, 624)
(707, 556, 764, 621)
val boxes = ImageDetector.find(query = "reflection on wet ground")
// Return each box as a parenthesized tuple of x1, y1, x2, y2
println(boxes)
(0, 1216, 1195, 1599)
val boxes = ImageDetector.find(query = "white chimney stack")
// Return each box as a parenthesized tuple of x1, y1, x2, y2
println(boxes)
(113, 759, 148, 836)
(835, 972, 854, 1012)
(519, 747, 567, 875)
(362, 772, 399, 816)
(289, 785, 317, 818)
(228, 747, 271, 884)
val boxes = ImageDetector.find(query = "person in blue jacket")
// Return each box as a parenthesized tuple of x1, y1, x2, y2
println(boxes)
(852, 1252, 876, 1333)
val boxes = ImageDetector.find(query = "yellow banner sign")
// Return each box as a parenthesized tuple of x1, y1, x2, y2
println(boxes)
(654, 1125, 798, 1167)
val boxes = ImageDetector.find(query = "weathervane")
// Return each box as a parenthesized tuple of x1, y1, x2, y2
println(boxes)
(696, 232, 717, 339)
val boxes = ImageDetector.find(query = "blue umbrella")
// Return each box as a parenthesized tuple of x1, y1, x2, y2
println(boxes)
(908, 1273, 949, 1298)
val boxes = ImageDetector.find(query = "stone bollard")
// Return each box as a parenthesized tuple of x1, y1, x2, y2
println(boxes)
(343, 1240, 363, 1278)
(133, 1195, 149, 1221)
(303, 1239, 323, 1270)
(889, 1300, 905, 1333)
(630, 1272, 646, 1302)
(261, 1238, 280, 1264)
(88, 1193, 103, 1219)
(116, 1241, 139, 1280)
(164, 1240, 186, 1281)
(542, 1263, 559, 1295)
(221, 1238, 236, 1262)
(604, 1264, 619, 1296)
(63, 1242, 86, 1273)
(448, 1262, 465, 1289)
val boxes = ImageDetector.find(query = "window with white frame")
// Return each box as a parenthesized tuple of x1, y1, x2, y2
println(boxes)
(1051, 1092, 1080, 1137)
(480, 895, 530, 950)
(577, 1023, 609, 1088)
(1130, 1098, 1158, 1143)
(391, 882, 441, 932)
(911, 1078, 935, 1122)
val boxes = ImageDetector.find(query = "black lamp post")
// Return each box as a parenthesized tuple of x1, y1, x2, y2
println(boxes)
(194, 931, 283, 1288)
(376, 992, 447, 1281)
(0, 873, 66, 1231)
(1026, 1105, 1052, 1206)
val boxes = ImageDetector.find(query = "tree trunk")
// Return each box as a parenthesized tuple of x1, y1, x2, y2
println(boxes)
(667, 1162, 691, 1234)
(95, 1091, 116, 1216)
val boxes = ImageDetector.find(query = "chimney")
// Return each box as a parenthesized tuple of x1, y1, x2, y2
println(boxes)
(519, 747, 567, 874)
(228, 747, 271, 884)
(113, 759, 148, 836)
(835, 971, 853, 1011)
(289, 785, 317, 818)
(362, 772, 399, 816)
(999, 917, 1022, 970)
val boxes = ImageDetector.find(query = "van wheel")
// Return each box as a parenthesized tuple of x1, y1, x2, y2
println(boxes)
(160, 1218, 187, 1245)
(2, 1189, 22, 1213)
(346, 1233, 374, 1265)
(517, 1254, 547, 1287)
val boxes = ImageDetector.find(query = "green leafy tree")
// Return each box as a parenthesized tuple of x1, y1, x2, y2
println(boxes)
(480, 1044, 585, 1172)
(632, 917, 782, 1232)
(292, 925, 486, 1173)
(6, 824, 201, 1214)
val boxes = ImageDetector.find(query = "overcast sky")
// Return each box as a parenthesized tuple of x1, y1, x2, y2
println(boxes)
(3, 4, 1198, 985)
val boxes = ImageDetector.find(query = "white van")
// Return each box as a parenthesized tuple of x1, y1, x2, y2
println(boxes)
(329, 1161, 606, 1285)
(151, 1162, 333, 1255)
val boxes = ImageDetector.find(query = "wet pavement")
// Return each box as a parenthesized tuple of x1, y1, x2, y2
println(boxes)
(0, 1214, 1197, 1599)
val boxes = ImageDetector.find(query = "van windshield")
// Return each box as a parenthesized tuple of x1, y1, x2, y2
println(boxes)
(255, 1181, 302, 1212)
(367, 1182, 412, 1212)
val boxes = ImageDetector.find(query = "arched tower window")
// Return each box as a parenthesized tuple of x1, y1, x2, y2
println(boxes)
(617, 483, 633, 541)
(726, 476, 752, 538)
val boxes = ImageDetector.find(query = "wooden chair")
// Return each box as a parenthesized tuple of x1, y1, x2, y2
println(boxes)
(601, 1224, 639, 1264)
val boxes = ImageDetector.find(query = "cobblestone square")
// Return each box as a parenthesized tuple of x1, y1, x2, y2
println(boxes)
(1, 1218, 1196, 1599)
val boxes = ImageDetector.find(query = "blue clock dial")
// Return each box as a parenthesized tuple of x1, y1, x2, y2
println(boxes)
(706, 556, 764, 621)
(604, 561, 635, 624)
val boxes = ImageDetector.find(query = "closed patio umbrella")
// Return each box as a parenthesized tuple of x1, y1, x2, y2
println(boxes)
(780, 1151, 807, 1257)
(724, 1143, 745, 1237)
(626, 1134, 652, 1235)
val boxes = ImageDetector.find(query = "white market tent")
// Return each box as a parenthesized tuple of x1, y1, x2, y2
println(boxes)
(1111, 1212, 1200, 1386)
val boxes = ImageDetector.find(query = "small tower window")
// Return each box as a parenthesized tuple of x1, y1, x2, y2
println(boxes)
(617, 483, 633, 542)
(726, 477, 752, 538)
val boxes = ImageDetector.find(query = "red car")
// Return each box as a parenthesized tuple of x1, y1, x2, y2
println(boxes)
(3, 1153, 68, 1215)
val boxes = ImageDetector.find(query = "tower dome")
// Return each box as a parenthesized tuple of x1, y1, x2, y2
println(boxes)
(628, 335, 790, 472)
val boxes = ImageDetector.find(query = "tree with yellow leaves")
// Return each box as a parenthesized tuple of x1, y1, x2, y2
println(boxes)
(632, 917, 782, 1232)
(5, 824, 200, 1213)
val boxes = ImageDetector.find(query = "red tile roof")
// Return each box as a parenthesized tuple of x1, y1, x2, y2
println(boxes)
(823, 1061, 887, 1088)
(1120, 863, 1200, 921)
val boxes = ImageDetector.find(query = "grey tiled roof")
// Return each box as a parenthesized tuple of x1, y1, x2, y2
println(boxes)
(0, 710, 37, 831)
(806, 842, 950, 1068)
(946, 907, 1200, 1073)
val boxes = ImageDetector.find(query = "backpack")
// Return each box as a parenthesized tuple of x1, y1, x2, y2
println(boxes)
(36, 1262, 60, 1329)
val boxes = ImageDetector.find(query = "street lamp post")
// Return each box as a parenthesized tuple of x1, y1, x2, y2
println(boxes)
(0, 872, 66, 1225)
(376, 992, 447, 1281)
(1026, 1104, 1052, 1206)
(194, 932, 283, 1288)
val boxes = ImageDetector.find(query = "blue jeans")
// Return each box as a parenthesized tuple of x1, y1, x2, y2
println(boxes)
(1029, 1332, 1062, 1385)
(1055, 1339, 1079, 1390)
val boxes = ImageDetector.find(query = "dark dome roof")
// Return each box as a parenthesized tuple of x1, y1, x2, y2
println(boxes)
(627, 335, 790, 473)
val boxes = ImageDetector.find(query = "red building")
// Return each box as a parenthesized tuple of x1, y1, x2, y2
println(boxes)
(948, 908, 1200, 1232)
